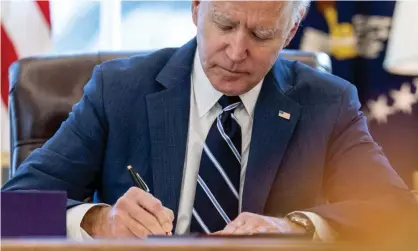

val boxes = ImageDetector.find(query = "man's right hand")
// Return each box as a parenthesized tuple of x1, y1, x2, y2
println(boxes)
(81, 187, 174, 238)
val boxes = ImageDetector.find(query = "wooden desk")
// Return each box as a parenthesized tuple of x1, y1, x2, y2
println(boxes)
(1, 237, 347, 251)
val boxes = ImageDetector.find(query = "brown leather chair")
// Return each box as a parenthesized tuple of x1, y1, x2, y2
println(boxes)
(8, 50, 332, 178)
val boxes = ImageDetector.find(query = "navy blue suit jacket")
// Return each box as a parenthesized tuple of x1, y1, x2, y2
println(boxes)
(3, 39, 417, 239)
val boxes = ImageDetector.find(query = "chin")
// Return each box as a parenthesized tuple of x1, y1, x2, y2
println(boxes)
(212, 80, 251, 96)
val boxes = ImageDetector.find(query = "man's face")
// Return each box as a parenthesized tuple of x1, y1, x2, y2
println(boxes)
(192, 1, 303, 96)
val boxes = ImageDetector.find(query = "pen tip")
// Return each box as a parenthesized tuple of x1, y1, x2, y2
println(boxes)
(127, 165, 132, 170)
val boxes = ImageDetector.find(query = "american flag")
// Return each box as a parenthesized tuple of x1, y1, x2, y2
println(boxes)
(1, 1, 51, 170)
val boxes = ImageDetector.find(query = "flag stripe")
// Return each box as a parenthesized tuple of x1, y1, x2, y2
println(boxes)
(1, 1, 51, 59)
(1, 0, 51, 156)
(0, 26, 18, 107)
(35, 1, 51, 28)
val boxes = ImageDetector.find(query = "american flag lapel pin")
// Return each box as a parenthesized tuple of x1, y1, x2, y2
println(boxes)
(278, 110, 291, 120)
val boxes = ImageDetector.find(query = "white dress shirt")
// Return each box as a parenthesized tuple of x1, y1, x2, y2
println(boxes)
(67, 50, 336, 241)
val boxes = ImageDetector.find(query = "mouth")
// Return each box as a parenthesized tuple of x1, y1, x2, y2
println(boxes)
(217, 66, 248, 76)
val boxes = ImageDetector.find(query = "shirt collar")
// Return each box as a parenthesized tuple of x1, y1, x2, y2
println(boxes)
(191, 50, 263, 119)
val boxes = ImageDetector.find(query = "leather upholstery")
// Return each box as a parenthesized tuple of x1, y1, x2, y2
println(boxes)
(8, 50, 331, 177)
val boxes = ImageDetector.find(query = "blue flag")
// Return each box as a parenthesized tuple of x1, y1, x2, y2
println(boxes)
(288, 1, 418, 189)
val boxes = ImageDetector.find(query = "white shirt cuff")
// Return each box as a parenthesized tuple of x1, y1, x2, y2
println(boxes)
(294, 211, 338, 241)
(66, 203, 109, 240)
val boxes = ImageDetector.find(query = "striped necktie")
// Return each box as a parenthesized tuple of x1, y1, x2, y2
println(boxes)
(190, 95, 242, 233)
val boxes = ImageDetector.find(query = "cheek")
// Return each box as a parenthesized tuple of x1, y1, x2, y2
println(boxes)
(250, 47, 281, 72)
(198, 44, 218, 70)
(199, 39, 225, 67)
(250, 55, 274, 77)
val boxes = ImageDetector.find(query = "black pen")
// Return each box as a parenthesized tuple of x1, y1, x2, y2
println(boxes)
(127, 165, 172, 236)
(127, 165, 150, 192)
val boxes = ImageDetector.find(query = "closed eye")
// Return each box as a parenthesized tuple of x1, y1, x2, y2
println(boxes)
(251, 32, 272, 41)
(251, 29, 275, 41)
(217, 23, 234, 31)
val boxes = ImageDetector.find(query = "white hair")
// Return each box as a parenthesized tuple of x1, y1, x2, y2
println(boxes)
(291, 0, 311, 22)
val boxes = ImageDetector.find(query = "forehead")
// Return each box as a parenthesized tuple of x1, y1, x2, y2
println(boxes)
(208, 1, 291, 27)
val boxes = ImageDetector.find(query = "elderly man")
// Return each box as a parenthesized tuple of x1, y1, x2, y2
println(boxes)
(2, 0, 417, 241)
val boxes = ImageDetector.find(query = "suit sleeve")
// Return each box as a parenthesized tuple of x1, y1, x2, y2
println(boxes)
(307, 83, 418, 241)
(2, 65, 108, 209)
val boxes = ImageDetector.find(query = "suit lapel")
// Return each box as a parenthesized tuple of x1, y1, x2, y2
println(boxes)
(242, 59, 302, 214)
(145, 39, 301, 221)
(146, 39, 197, 225)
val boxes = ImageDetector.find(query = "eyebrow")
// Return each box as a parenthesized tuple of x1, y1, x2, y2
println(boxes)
(211, 11, 237, 26)
(211, 9, 279, 38)
(254, 27, 276, 37)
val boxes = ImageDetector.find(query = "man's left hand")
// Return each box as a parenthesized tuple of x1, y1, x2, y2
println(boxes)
(213, 212, 306, 235)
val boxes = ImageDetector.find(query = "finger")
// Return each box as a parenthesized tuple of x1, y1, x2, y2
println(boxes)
(112, 225, 137, 239)
(123, 198, 166, 235)
(110, 210, 140, 238)
(164, 207, 175, 222)
(222, 218, 246, 234)
(231, 221, 260, 235)
(233, 226, 254, 235)
(163, 207, 175, 235)
(124, 217, 150, 239)
(126, 187, 173, 232)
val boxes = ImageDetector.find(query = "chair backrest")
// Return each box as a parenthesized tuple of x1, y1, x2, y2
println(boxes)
(8, 49, 331, 177)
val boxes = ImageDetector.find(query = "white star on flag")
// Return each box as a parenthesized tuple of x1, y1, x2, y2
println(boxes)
(367, 78, 418, 124)
(390, 83, 418, 115)
(367, 95, 394, 124)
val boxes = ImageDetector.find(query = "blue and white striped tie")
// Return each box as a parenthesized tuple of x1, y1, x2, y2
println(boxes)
(190, 95, 242, 233)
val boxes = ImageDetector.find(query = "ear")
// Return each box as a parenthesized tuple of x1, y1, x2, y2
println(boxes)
(192, 1, 201, 26)
(284, 8, 306, 47)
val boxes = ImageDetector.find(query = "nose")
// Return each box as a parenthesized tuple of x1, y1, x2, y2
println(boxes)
(225, 30, 248, 63)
